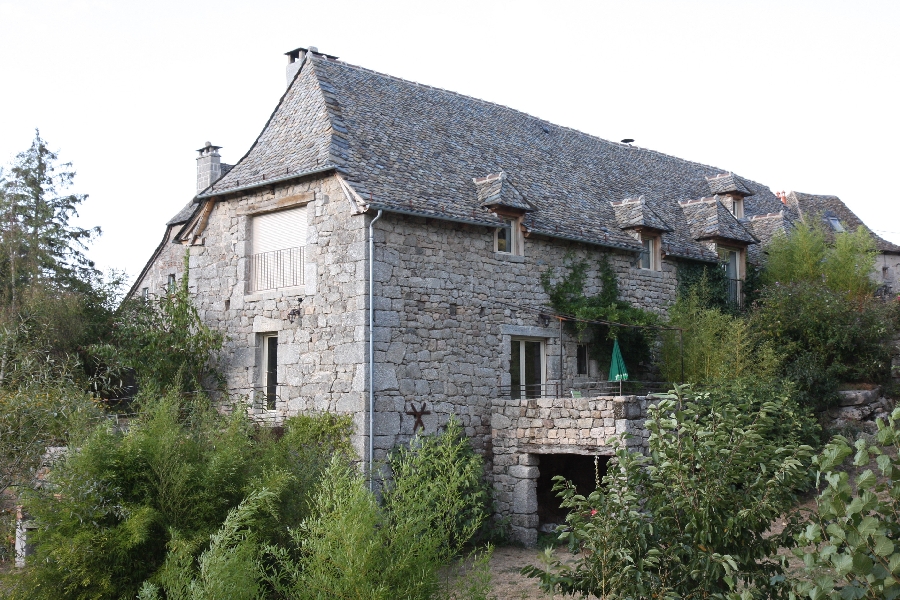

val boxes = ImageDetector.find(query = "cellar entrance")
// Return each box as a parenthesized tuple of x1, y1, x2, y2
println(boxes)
(536, 453, 610, 530)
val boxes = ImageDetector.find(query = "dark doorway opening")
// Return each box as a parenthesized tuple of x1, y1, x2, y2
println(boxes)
(536, 453, 610, 528)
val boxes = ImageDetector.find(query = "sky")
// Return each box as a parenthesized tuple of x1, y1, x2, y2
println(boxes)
(1, 0, 898, 284)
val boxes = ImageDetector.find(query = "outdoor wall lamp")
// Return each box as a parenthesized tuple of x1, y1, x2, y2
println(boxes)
(287, 298, 304, 324)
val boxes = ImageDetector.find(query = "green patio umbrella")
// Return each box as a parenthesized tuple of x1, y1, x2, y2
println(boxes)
(609, 339, 628, 394)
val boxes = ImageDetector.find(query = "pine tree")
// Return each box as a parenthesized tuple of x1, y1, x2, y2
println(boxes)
(0, 130, 100, 312)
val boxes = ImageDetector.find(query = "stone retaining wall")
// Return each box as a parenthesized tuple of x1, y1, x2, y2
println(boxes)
(492, 394, 651, 544)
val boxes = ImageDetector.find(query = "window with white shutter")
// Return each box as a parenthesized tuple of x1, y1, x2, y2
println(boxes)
(250, 207, 307, 291)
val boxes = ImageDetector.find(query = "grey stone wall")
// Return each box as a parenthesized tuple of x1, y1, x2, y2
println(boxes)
(136, 183, 678, 544)
(491, 394, 650, 544)
(135, 173, 371, 459)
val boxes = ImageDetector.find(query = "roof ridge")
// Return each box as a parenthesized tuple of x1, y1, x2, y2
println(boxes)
(311, 55, 773, 188)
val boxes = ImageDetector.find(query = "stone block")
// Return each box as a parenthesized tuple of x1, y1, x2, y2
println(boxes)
(512, 479, 537, 514)
(508, 465, 539, 479)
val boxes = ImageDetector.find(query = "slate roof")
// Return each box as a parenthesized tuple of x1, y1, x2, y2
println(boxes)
(474, 172, 534, 212)
(198, 50, 787, 259)
(745, 212, 793, 264)
(610, 197, 672, 232)
(785, 191, 900, 254)
(168, 200, 199, 225)
(706, 172, 755, 197)
(679, 197, 758, 245)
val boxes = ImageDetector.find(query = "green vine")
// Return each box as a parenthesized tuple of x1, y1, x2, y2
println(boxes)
(541, 254, 658, 375)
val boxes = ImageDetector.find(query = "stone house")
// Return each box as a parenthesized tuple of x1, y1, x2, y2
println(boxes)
(130, 47, 897, 543)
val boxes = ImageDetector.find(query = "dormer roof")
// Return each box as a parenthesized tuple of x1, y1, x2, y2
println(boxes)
(679, 196, 758, 245)
(474, 172, 534, 213)
(610, 196, 672, 232)
(706, 172, 755, 197)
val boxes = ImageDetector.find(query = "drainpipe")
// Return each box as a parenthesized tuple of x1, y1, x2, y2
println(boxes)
(368, 209, 383, 492)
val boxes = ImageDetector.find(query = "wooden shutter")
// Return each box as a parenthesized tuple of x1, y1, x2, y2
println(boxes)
(252, 207, 307, 255)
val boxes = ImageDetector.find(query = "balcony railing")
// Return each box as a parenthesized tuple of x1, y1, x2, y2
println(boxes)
(498, 380, 671, 399)
(250, 246, 304, 292)
(727, 278, 743, 310)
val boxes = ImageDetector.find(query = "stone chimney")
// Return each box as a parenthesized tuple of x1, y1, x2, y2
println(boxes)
(285, 47, 316, 87)
(196, 142, 222, 193)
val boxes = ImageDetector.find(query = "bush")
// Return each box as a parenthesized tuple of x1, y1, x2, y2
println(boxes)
(660, 284, 780, 385)
(139, 417, 493, 600)
(2, 395, 352, 600)
(109, 255, 223, 394)
(763, 220, 876, 300)
(750, 281, 895, 410)
(792, 407, 900, 600)
(523, 384, 815, 599)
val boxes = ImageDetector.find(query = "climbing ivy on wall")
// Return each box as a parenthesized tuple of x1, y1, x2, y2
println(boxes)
(541, 254, 658, 376)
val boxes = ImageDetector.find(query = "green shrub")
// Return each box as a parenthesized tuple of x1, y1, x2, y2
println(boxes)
(144, 417, 493, 600)
(660, 285, 780, 385)
(791, 407, 900, 600)
(110, 254, 223, 394)
(2, 396, 351, 600)
(763, 220, 876, 300)
(750, 281, 895, 410)
(523, 384, 815, 599)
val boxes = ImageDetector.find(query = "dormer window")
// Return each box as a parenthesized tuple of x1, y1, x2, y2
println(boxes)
(495, 217, 523, 255)
(729, 196, 744, 219)
(639, 234, 661, 270)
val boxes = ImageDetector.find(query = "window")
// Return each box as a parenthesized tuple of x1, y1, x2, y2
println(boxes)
(576, 344, 588, 375)
(262, 334, 278, 410)
(730, 197, 744, 219)
(495, 217, 523, 255)
(141, 287, 149, 300)
(639, 234, 660, 270)
(510, 338, 545, 399)
(251, 206, 307, 291)
(167, 274, 176, 291)
(827, 216, 844, 232)
(718, 246, 744, 308)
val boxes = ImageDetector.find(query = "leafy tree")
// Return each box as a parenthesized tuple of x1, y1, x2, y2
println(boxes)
(750, 282, 895, 410)
(762, 219, 876, 300)
(107, 254, 223, 394)
(524, 385, 815, 599)
(792, 407, 900, 600)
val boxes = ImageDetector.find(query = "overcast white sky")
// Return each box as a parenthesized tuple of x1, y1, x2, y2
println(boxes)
(1, 0, 898, 283)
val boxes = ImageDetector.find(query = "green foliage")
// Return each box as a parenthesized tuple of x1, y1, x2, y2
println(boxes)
(110, 254, 224, 393)
(0, 384, 99, 497)
(3, 397, 352, 600)
(0, 130, 101, 311)
(750, 281, 895, 410)
(792, 407, 900, 600)
(145, 418, 493, 600)
(660, 282, 780, 385)
(763, 220, 877, 300)
(541, 254, 659, 372)
(523, 384, 815, 599)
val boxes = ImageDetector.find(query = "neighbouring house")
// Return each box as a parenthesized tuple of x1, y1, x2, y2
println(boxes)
(130, 47, 897, 543)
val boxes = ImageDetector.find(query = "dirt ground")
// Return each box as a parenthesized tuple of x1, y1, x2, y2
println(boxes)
(486, 544, 597, 600)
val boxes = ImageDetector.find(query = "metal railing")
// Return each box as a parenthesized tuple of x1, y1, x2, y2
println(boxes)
(727, 278, 743, 310)
(498, 380, 673, 399)
(250, 246, 304, 292)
